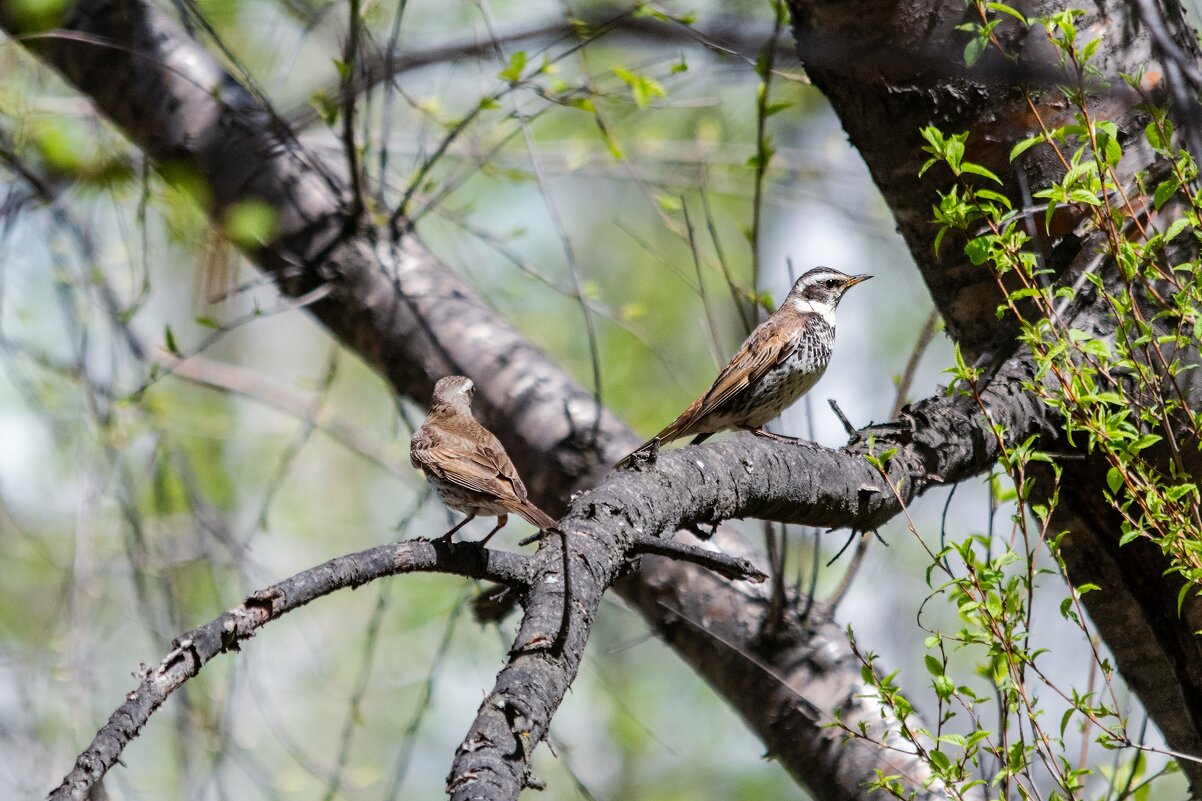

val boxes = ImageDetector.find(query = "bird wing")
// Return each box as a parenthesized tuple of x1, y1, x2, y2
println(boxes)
(698, 320, 797, 417)
(655, 316, 798, 441)
(411, 424, 529, 504)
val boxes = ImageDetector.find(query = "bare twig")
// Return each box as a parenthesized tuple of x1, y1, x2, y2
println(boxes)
(828, 398, 855, 436)
(630, 534, 767, 582)
(48, 538, 530, 801)
(891, 308, 940, 419)
(153, 351, 399, 474)
(340, 0, 365, 217)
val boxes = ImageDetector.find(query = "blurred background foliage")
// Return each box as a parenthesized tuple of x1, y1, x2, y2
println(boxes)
(0, 0, 1176, 798)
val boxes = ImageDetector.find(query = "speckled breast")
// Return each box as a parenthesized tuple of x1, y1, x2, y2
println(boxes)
(737, 320, 834, 427)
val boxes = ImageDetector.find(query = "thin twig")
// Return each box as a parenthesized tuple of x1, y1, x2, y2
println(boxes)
(827, 398, 855, 436)
(341, 0, 364, 217)
(891, 308, 940, 419)
(48, 539, 530, 801)
(748, 1, 787, 275)
(630, 534, 767, 582)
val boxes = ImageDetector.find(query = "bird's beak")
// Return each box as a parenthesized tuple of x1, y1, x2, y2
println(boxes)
(843, 274, 872, 288)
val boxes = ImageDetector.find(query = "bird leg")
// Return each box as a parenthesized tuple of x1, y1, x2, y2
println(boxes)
(744, 426, 805, 444)
(479, 514, 508, 546)
(438, 513, 476, 542)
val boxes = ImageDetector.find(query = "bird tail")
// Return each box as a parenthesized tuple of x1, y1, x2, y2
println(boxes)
(615, 402, 711, 469)
(514, 500, 558, 532)
(613, 437, 658, 470)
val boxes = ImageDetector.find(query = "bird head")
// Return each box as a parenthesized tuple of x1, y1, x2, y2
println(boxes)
(431, 375, 476, 412)
(785, 267, 871, 320)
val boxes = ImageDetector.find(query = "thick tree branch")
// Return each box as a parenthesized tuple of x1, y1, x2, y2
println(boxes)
(47, 538, 530, 801)
(445, 353, 1051, 800)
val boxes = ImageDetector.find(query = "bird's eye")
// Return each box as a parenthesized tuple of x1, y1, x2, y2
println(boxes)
(825, 279, 837, 288)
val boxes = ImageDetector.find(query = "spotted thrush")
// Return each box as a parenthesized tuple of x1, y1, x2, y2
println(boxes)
(412, 376, 557, 543)
(616, 267, 871, 468)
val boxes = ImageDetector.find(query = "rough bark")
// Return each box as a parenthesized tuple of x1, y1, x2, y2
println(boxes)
(789, 0, 1202, 787)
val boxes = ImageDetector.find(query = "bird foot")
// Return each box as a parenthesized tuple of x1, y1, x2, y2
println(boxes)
(748, 428, 805, 444)
(615, 439, 661, 470)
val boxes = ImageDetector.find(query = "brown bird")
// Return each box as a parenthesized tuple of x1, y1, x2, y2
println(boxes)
(616, 267, 871, 468)
(411, 376, 557, 543)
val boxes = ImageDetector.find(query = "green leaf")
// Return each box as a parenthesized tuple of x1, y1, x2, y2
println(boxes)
(933, 226, 949, 257)
(1154, 179, 1181, 211)
(1165, 218, 1190, 242)
(965, 237, 991, 266)
(986, 2, 1028, 25)
(654, 193, 682, 212)
(1068, 188, 1102, 205)
(7, 0, 70, 31)
(945, 134, 966, 171)
(973, 188, 1013, 209)
(961, 162, 1003, 184)
(613, 66, 666, 109)
(1130, 433, 1162, 453)
(164, 325, 180, 355)
(964, 36, 988, 67)
(1166, 483, 1196, 502)
(1146, 118, 1174, 153)
(1010, 135, 1041, 162)
(1060, 707, 1075, 737)
(498, 50, 527, 83)
(765, 100, 794, 118)
(1106, 467, 1124, 495)
(224, 200, 278, 248)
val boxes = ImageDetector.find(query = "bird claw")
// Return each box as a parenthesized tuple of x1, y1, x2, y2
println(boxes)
(748, 428, 805, 444)
(616, 440, 660, 470)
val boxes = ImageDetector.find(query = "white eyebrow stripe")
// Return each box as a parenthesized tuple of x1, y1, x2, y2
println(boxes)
(789, 297, 836, 326)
